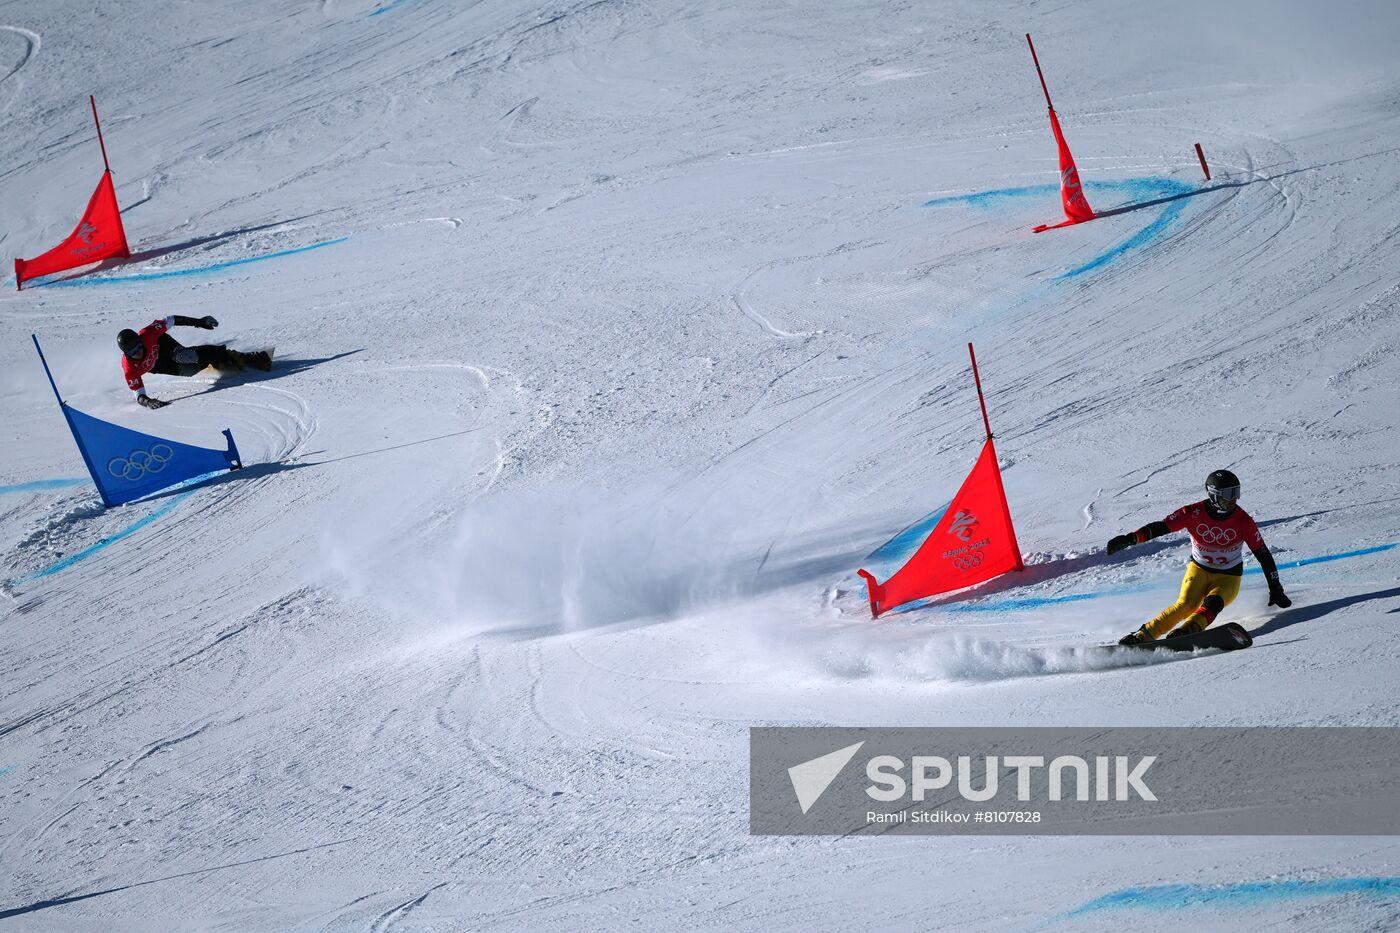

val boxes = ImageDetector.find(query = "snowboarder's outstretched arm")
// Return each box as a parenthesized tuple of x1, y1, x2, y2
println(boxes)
(1106, 510, 1291, 608)
(170, 314, 218, 330)
(1106, 521, 1169, 555)
(1251, 544, 1291, 607)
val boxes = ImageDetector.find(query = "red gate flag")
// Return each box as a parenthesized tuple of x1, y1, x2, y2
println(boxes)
(1026, 34, 1095, 233)
(857, 438, 1022, 618)
(14, 96, 131, 290)
(857, 343, 1023, 619)
(14, 172, 130, 289)
(1047, 108, 1094, 224)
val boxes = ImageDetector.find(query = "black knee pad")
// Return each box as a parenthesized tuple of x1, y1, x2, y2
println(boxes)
(1202, 594, 1225, 615)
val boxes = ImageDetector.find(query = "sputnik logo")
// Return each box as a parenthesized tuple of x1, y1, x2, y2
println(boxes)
(950, 510, 978, 541)
(788, 742, 864, 815)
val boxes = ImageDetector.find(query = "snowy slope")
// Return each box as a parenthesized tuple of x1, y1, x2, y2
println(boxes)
(2, 0, 1400, 928)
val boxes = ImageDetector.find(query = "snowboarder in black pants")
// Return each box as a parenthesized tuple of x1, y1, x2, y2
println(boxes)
(118, 315, 270, 409)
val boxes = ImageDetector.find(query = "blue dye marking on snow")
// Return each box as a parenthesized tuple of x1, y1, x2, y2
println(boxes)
(922, 184, 1057, 210)
(19, 491, 194, 582)
(16, 468, 234, 582)
(1060, 178, 1195, 279)
(1060, 877, 1400, 920)
(941, 584, 1155, 614)
(369, 0, 424, 16)
(921, 177, 1200, 280)
(0, 765, 16, 778)
(0, 478, 88, 495)
(922, 179, 1160, 211)
(863, 503, 949, 567)
(1245, 541, 1399, 573)
(888, 542, 1397, 617)
(29, 237, 349, 288)
(11, 467, 238, 584)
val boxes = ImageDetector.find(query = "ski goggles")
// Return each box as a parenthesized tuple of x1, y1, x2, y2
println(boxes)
(122, 343, 146, 360)
(1206, 484, 1240, 504)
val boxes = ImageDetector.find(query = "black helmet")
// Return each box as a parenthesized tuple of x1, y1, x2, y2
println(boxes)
(117, 329, 142, 358)
(1205, 469, 1240, 509)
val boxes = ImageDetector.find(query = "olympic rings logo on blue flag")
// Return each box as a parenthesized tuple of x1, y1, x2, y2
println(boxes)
(108, 444, 174, 481)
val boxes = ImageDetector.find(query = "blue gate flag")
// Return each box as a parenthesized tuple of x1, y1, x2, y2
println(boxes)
(32, 335, 242, 507)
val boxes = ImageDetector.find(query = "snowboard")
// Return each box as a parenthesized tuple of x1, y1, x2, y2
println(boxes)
(1114, 621, 1253, 653)
(222, 347, 274, 372)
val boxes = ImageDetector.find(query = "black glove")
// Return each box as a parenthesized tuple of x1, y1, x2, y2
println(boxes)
(137, 395, 168, 410)
(1268, 587, 1292, 609)
(198, 315, 219, 330)
(1107, 534, 1135, 555)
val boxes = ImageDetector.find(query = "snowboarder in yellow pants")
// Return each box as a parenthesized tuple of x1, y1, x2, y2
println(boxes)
(1108, 469, 1291, 645)
(1140, 562, 1242, 639)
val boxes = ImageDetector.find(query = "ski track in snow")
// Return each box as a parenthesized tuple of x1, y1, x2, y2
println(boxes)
(0, 26, 40, 86)
(730, 288, 810, 339)
(1081, 488, 1100, 530)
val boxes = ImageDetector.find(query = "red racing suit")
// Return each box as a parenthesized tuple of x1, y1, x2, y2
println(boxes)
(1163, 499, 1266, 574)
(122, 316, 176, 396)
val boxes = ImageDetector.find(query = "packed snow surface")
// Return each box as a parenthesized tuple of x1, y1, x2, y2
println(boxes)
(3, 0, 1400, 929)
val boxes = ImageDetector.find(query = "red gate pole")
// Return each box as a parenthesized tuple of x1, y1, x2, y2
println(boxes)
(968, 342, 994, 441)
(1026, 34, 1056, 111)
(1194, 142, 1211, 181)
(90, 95, 112, 173)
(968, 342, 1024, 570)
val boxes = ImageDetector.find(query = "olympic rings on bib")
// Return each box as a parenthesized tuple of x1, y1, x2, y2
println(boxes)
(1195, 524, 1237, 545)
